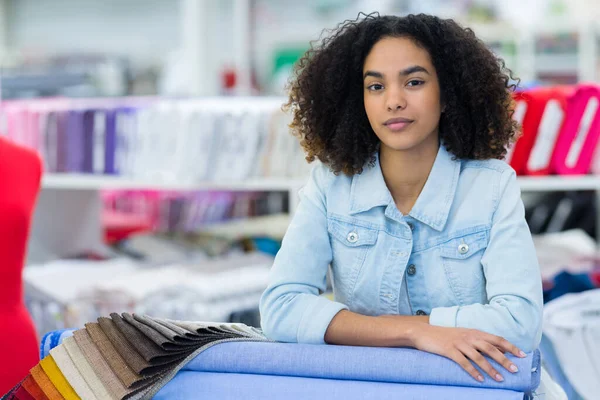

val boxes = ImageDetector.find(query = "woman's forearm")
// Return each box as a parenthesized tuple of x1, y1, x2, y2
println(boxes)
(324, 309, 430, 347)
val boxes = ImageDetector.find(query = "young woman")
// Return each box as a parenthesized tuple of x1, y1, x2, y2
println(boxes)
(260, 13, 545, 387)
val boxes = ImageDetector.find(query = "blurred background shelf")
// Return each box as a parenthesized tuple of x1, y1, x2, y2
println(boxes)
(41, 174, 306, 192)
(517, 176, 600, 191)
(42, 173, 600, 193)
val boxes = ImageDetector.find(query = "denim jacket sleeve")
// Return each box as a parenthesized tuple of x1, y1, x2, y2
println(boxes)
(259, 164, 348, 344)
(429, 168, 543, 352)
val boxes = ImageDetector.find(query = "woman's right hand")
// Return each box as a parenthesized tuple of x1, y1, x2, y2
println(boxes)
(409, 324, 526, 382)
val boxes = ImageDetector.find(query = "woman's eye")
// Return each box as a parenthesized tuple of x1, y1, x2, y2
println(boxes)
(407, 80, 424, 87)
(367, 84, 384, 91)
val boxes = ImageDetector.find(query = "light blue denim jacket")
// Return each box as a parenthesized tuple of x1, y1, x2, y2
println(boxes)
(259, 144, 543, 351)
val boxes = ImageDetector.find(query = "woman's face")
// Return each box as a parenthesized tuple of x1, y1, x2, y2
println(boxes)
(363, 36, 443, 154)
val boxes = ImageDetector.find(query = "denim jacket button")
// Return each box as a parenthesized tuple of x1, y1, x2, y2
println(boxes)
(458, 243, 469, 254)
(347, 232, 359, 243)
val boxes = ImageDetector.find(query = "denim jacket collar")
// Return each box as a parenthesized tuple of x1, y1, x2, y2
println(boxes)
(349, 144, 461, 231)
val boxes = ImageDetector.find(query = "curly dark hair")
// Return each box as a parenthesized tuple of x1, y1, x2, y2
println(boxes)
(284, 13, 520, 175)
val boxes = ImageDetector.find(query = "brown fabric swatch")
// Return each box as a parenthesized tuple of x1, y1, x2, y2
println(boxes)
(124, 314, 197, 350)
(97, 318, 151, 375)
(99, 317, 187, 378)
(85, 323, 144, 389)
(168, 321, 242, 340)
(151, 318, 208, 342)
(112, 314, 191, 363)
(131, 314, 181, 342)
(21, 375, 49, 400)
(30, 364, 64, 400)
(73, 329, 132, 400)
(121, 314, 173, 349)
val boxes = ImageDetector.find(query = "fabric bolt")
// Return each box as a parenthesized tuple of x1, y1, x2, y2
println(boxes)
(130, 337, 270, 400)
(27, 315, 549, 400)
(85, 323, 144, 388)
(49, 344, 97, 400)
(154, 371, 524, 400)
(62, 336, 114, 400)
(97, 317, 159, 376)
(110, 314, 191, 364)
(13, 387, 34, 400)
(21, 375, 49, 400)
(39, 355, 80, 400)
(30, 364, 64, 400)
(73, 329, 133, 400)
(184, 341, 540, 393)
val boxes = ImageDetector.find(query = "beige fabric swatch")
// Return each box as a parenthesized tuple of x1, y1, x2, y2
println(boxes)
(50, 343, 98, 400)
(63, 336, 114, 400)
(73, 328, 133, 400)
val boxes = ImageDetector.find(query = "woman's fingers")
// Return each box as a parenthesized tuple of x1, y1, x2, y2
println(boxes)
(475, 340, 520, 374)
(449, 350, 484, 382)
(484, 334, 526, 358)
(458, 343, 504, 382)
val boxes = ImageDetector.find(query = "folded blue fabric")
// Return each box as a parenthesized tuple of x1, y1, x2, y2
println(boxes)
(39, 328, 76, 359)
(184, 341, 540, 393)
(155, 371, 524, 400)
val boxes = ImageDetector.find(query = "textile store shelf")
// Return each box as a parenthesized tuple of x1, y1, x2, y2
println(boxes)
(42, 174, 600, 193)
(41, 174, 307, 192)
(516, 176, 600, 191)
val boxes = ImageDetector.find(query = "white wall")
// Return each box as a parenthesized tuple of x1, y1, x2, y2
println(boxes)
(6, 0, 181, 65)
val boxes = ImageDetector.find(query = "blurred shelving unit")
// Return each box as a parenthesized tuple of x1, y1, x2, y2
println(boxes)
(34, 174, 600, 257)
(41, 173, 600, 193)
(42, 174, 306, 194)
(15, 3, 600, 261)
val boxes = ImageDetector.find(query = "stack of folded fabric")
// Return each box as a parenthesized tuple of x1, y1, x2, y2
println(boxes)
(1, 313, 269, 400)
(2, 312, 543, 400)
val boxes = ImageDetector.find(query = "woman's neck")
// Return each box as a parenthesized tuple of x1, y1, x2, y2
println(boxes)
(379, 138, 439, 215)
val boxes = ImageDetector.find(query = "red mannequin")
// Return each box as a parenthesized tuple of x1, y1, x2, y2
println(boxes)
(0, 138, 42, 394)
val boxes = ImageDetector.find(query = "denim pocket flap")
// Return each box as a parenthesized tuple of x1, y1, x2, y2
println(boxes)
(328, 219, 378, 247)
(440, 230, 488, 260)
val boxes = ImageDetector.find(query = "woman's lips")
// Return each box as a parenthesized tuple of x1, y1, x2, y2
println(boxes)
(385, 120, 412, 132)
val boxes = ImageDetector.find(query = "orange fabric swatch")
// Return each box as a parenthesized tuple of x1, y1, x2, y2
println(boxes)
(39, 356, 80, 400)
(21, 375, 49, 400)
(30, 364, 64, 400)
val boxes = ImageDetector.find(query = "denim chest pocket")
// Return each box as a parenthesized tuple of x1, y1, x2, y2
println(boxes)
(327, 218, 378, 306)
(439, 230, 489, 305)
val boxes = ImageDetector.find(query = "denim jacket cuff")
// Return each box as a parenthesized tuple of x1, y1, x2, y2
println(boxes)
(297, 297, 348, 344)
(429, 306, 458, 328)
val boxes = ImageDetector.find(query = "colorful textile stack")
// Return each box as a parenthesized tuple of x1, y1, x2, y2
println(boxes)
(1, 313, 268, 400)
